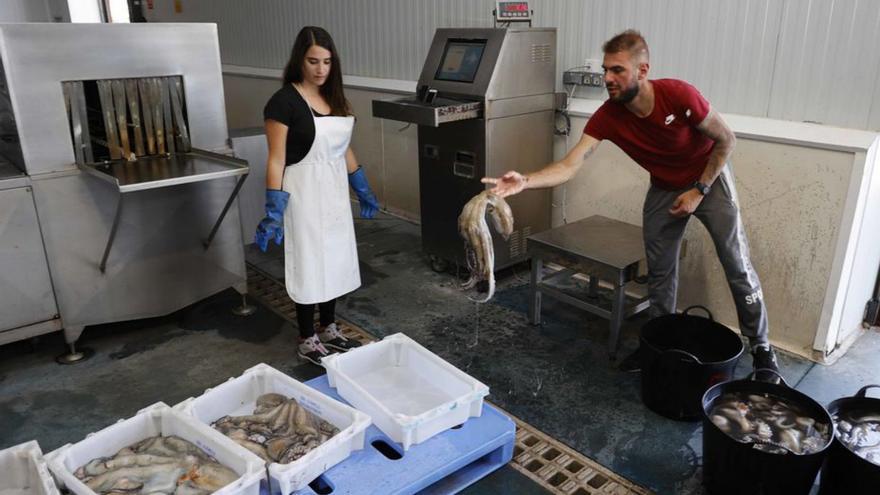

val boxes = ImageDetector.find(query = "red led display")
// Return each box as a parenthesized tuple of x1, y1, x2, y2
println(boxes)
(502, 3, 528, 12)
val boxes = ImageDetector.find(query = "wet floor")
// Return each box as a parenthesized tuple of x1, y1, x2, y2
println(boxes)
(1, 209, 879, 494)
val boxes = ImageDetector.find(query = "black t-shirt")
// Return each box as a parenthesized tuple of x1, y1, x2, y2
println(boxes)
(263, 84, 328, 165)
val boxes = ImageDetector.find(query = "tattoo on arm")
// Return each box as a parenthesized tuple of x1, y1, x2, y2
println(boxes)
(696, 109, 736, 186)
(582, 144, 596, 162)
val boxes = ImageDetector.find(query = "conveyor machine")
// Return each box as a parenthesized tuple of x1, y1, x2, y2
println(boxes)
(373, 27, 557, 272)
(0, 23, 251, 362)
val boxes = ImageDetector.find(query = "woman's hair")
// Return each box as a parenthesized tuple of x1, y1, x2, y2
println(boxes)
(282, 26, 350, 116)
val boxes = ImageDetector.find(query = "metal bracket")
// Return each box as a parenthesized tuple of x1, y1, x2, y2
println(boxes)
(203, 172, 248, 249)
(99, 191, 124, 273)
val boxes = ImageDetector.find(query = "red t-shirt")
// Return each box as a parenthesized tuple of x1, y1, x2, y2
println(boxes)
(584, 79, 714, 190)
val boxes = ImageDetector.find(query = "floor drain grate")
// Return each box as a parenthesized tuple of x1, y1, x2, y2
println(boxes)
(500, 406, 651, 494)
(245, 263, 653, 495)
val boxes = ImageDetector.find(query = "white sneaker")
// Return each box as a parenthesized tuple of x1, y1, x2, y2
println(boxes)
(317, 323, 362, 352)
(297, 335, 330, 365)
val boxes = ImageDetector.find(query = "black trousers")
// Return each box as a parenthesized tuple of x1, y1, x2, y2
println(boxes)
(295, 298, 336, 339)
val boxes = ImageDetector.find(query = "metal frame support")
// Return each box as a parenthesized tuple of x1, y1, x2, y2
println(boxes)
(203, 173, 248, 249)
(98, 172, 249, 271)
(99, 191, 124, 273)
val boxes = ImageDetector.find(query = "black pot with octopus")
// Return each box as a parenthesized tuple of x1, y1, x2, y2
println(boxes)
(819, 385, 880, 494)
(701, 370, 834, 494)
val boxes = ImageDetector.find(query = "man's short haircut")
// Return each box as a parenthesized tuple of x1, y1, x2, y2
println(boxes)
(602, 29, 649, 62)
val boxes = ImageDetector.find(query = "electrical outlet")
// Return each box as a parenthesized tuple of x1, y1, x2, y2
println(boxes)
(563, 70, 589, 85)
(564, 57, 604, 87)
(564, 70, 604, 87)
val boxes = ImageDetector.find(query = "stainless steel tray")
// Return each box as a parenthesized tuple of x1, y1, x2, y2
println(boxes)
(78, 149, 247, 193)
(372, 97, 482, 127)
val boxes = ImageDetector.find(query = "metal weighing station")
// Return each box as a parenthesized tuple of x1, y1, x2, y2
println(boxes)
(0, 23, 251, 362)
(372, 20, 559, 272)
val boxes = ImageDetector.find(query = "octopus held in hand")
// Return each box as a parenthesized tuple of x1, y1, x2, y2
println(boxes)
(457, 191, 514, 303)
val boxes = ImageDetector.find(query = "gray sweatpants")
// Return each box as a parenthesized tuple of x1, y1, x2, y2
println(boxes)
(643, 165, 768, 345)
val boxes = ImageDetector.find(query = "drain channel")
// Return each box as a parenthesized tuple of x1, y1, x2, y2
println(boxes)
(245, 264, 652, 495)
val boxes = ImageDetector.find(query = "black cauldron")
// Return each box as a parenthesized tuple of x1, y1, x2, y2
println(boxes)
(701, 371, 834, 494)
(640, 306, 743, 421)
(819, 385, 880, 494)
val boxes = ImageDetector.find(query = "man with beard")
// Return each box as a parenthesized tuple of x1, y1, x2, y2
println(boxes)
(482, 30, 780, 381)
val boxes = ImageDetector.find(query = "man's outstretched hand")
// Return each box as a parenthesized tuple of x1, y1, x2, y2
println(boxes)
(481, 171, 528, 198)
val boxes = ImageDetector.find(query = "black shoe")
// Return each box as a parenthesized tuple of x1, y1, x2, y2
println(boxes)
(318, 323, 363, 352)
(618, 348, 642, 373)
(752, 345, 782, 383)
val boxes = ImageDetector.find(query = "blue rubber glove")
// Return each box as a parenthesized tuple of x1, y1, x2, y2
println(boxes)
(348, 166, 380, 219)
(254, 189, 290, 252)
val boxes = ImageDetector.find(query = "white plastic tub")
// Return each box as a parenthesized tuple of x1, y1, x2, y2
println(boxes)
(322, 332, 490, 451)
(45, 403, 264, 495)
(0, 441, 60, 495)
(174, 363, 370, 495)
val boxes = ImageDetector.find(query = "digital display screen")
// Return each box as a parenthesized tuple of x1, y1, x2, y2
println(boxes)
(434, 40, 486, 83)
(500, 2, 528, 11)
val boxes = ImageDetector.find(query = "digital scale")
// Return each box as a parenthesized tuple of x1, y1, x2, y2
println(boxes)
(494, 1, 532, 25)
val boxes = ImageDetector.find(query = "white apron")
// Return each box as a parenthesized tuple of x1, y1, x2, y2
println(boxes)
(282, 96, 360, 304)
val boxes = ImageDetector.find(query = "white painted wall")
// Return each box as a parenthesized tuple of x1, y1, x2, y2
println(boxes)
(146, 0, 880, 131)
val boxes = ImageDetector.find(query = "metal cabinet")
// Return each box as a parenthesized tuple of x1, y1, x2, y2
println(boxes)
(0, 184, 59, 344)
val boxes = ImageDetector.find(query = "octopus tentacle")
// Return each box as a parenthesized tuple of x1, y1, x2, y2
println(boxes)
(457, 191, 513, 303)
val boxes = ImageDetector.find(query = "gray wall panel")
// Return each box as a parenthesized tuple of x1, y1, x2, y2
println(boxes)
(769, 0, 880, 129)
(146, 0, 880, 130)
(871, 66, 880, 132)
(0, 0, 52, 22)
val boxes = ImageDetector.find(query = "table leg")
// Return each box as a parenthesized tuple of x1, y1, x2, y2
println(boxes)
(529, 256, 543, 325)
(608, 283, 626, 359)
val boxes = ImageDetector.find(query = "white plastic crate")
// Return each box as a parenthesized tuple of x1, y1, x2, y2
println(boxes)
(45, 402, 264, 495)
(0, 441, 60, 495)
(174, 363, 370, 495)
(322, 332, 490, 451)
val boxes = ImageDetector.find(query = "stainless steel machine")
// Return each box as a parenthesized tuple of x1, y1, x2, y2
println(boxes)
(0, 23, 250, 361)
(372, 27, 557, 272)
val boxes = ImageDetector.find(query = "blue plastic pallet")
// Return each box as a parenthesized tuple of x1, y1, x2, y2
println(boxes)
(275, 375, 515, 495)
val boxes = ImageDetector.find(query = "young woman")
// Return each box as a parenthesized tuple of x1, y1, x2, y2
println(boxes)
(255, 26, 378, 365)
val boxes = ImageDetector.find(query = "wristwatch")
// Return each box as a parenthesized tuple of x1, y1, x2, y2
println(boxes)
(693, 181, 711, 196)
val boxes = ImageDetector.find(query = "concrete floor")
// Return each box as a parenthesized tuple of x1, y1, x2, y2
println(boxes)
(2, 208, 879, 494)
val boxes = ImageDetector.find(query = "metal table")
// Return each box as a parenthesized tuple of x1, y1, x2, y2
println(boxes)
(527, 215, 650, 358)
